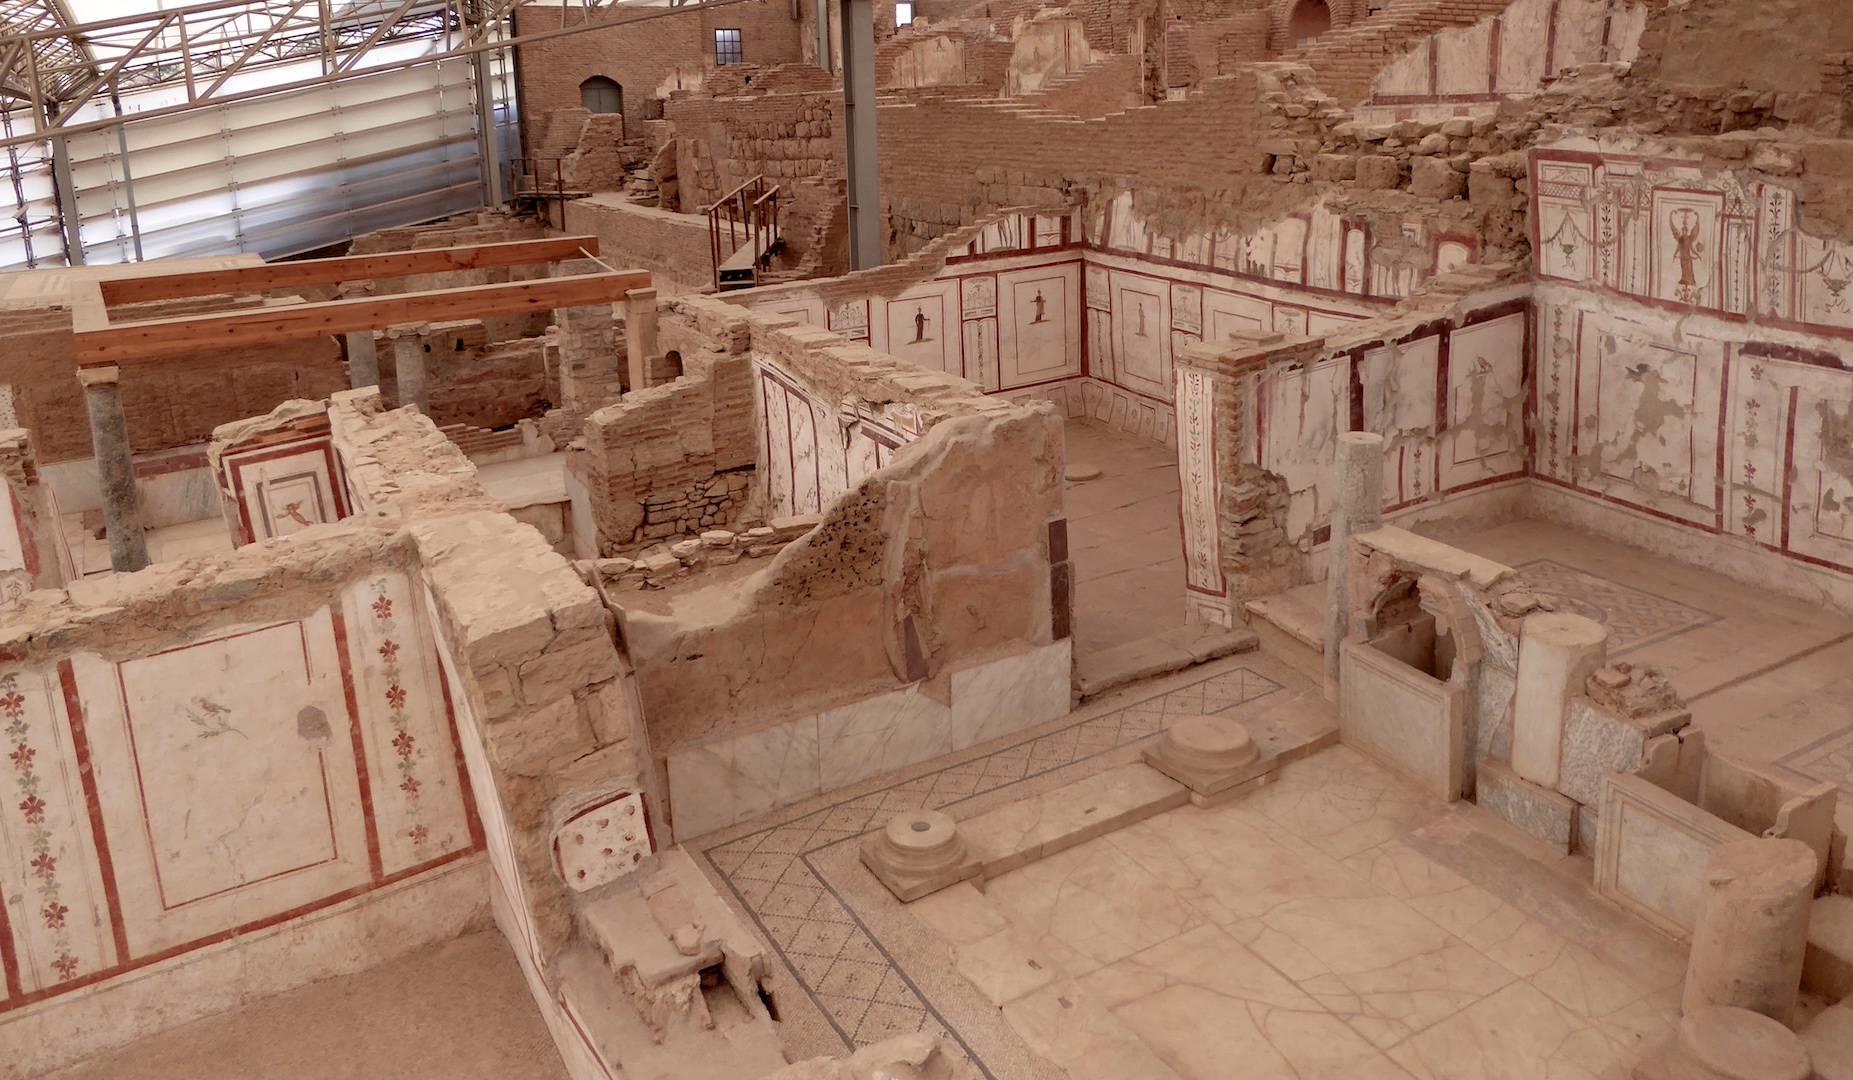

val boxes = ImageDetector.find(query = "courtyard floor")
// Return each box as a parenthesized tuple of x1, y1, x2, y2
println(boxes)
(1062, 418, 1186, 663)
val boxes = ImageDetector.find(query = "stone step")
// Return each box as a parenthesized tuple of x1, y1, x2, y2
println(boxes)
(1074, 623, 1258, 699)
(962, 762, 1190, 879)
(1244, 580, 1326, 680)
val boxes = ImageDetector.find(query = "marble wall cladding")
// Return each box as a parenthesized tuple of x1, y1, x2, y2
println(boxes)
(1595, 770, 1758, 938)
(1471, 664, 1515, 776)
(666, 640, 1073, 840)
(1476, 760, 1577, 853)
(1337, 638, 1467, 802)
(1557, 698, 1648, 808)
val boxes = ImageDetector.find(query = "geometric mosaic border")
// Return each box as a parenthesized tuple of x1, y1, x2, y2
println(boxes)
(699, 665, 1283, 1073)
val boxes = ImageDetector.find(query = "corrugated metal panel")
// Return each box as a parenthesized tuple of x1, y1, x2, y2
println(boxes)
(0, 39, 518, 270)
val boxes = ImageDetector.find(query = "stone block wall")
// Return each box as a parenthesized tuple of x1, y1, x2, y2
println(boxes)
(326, 389, 650, 961)
(575, 295, 757, 553)
(662, 91, 842, 210)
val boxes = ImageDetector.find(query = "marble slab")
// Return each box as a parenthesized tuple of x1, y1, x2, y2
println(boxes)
(1558, 698, 1671, 808)
(962, 763, 1188, 879)
(1594, 770, 1758, 938)
(668, 641, 1074, 841)
(949, 639, 1074, 750)
(1476, 760, 1577, 853)
(1338, 637, 1467, 801)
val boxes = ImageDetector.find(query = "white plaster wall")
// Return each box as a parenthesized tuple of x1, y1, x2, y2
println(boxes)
(0, 569, 483, 1052)
(664, 639, 1073, 840)
(40, 455, 221, 529)
(1354, 0, 1650, 123)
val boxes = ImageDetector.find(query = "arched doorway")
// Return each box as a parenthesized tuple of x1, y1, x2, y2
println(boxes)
(1288, 0, 1331, 45)
(579, 76, 623, 114)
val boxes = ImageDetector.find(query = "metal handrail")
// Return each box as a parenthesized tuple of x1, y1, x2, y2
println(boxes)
(510, 156, 568, 199)
(706, 174, 781, 291)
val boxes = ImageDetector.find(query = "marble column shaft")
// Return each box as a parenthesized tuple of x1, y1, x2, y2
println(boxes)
(1683, 837, 1817, 1024)
(344, 330, 381, 389)
(78, 365, 149, 573)
(386, 323, 431, 414)
(1511, 612, 1607, 788)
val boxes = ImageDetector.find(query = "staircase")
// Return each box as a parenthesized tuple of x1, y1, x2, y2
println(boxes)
(1282, 0, 1522, 105)
(706, 175, 784, 292)
(1005, 52, 1142, 118)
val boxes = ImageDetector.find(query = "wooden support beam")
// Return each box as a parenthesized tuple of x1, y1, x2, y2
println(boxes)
(96, 235, 605, 306)
(76, 270, 651, 366)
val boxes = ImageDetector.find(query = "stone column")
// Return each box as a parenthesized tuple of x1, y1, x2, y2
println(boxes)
(1683, 837, 1817, 1024)
(1324, 430, 1382, 700)
(344, 330, 380, 389)
(625, 287, 658, 394)
(385, 322, 431, 414)
(77, 365, 148, 573)
(1511, 612, 1607, 787)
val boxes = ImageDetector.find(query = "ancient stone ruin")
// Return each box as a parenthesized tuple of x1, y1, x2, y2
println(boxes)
(0, 0, 1851, 1077)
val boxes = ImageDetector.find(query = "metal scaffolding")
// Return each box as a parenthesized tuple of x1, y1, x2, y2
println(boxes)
(0, 0, 759, 269)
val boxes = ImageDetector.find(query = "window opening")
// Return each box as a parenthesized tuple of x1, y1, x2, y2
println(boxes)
(715, 29, 743, 65)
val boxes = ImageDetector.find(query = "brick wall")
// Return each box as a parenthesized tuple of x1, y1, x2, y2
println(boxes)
(514, 3, 805, 159)
(0, 308, 346, 466)
(662, 90, 842, 210)
(576, 297, 757, 552)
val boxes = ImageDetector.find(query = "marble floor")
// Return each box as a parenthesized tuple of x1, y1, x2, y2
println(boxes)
(44, 931, 567, 1080)
(955, 747, 1686, 1080)
(1451, 521, 1853, 812)
(1063, 419, 1186, 659)
(692, 647, 1690, 1080)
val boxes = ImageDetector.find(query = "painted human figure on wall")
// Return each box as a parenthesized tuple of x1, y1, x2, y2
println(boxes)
(1031, 290, 1047, 324)
(1135, 300, 1148, 337)
(913, 306, 928, 342)
(1669, 209, 1703, 292)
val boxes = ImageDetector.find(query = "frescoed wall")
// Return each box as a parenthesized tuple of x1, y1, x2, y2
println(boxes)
(1529, 137, 1853, 600)
(1173, 291, 1533, 623)
(742, 203, 1400, 449)
(1531, 140, 1853, 340)
(0, 566, 480, 1015)
(1353, 0, 1649, 123)
(754, 358, 929, 518)
(210, 403, 354, 547)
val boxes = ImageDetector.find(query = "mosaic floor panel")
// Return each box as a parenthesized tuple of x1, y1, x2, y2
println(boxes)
(698, 666, 1283, 1073)
(1516, 559, 1718, 654)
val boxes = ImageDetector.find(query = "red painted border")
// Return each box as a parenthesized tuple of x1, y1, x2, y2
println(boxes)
(0, 846, 477, 1016)
(0, 780, 19, 998)
(433, 644, 487, 853)
(330, 611, 386, 884)
(59, 659, 131, 969)
(1781, 386, 1800, 553)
